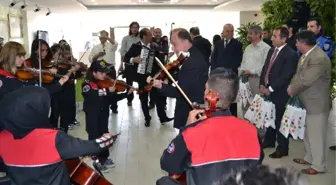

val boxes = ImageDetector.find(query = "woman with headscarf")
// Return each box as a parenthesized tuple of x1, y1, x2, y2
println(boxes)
(0, 86, 116, 185)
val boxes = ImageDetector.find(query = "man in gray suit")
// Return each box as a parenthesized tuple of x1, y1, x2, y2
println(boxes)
(287, 30, 331, 175)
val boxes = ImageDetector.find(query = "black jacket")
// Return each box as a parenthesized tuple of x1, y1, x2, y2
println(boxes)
(192, 36, 212, 63)
(210, 39, 243, 74)
(160, 110, 263, 185)
(259, 45, 299, 105)
(159, 47, 208, 128)
(0, 86, 114, 185)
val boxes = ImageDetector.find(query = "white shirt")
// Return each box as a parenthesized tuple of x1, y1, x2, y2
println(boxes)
(274, 43, 286, 57)
(239, 40, 271, 76)
(303, 45, 316, 58)
(89, 41, 118, 65)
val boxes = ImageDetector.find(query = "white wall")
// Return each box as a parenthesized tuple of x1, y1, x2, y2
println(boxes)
(0, 5, 29, 56)
(27, 9, 240, 65)
(239, 11, 264, 26)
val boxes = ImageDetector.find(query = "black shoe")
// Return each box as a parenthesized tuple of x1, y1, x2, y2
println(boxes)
(160, 117, 174, 124)
(145, 120, 151, 127)
(127, 102, 132, 106)
(330, 146, 336, 151)
(149, 103, 155, 109)
(269, 151, 288, 159)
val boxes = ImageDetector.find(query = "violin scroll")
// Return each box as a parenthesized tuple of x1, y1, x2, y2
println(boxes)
(192, 90, 219, 117)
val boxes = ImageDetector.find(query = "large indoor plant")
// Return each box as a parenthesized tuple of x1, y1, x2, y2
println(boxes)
(261, 0, 294, 30)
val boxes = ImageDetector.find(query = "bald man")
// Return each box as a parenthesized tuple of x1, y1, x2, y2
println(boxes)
(210, 24, 243, 116)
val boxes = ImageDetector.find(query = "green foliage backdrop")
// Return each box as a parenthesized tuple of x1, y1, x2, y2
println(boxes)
(261, 0, 335, 98)
(261, 0, 294, 30)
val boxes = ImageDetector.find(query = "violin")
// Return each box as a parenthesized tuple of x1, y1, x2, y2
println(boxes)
(192, 90, 219, 117)
(155, 52, 187, 80)
(97, 76, 137, 92)
(66, 158, 113, 185)
(16, 68, 64, 83)
(138, 52, 188, 94)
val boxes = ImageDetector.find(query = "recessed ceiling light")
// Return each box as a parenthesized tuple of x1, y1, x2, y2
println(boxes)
(212, 0, 218, 2)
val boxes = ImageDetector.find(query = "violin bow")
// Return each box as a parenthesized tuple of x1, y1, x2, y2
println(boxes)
(38, 40, 42, 87)
(154, 57, 193, 107)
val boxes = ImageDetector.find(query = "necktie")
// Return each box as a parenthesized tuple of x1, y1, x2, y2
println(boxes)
(264, 48, 279, 85)
(224, 40, 228, 48)
(299, 55, 306, 65)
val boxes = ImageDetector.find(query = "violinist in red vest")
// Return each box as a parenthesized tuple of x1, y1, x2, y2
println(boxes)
(158, 68, 263, 185)
(0, 86, 116, 185)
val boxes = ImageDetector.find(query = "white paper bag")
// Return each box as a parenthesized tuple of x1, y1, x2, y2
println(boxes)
(280, 105, 294, 138)
(244, 94, 264, 126)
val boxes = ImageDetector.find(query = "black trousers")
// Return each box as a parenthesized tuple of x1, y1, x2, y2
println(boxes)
(136, 75, 168, 121)
(126, 77, 134, 103)
(49, 82, 76, 133)
(85, 107, 110, 163)
(229, 103, 237, 117)
(263, 102, 288, 153)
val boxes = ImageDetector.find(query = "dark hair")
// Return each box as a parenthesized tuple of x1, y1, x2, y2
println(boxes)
(274, 27, 289, 41)
(59, 39, 67, 44)
(30, 39, 52, 68)
(50, 44, 61, 55)
(213, 34, 221, 45)
(308, 17, 322, 26)
(129, 21, 140, 36)
(139, 28, 150, 39)
(296, 30, 316, 46)
(189, 27, 200, 35)
(207, 68, 238, 108)
(217, 165, 308, 185)
(172, 28, 192, 43)
(284, 20, 298, 34)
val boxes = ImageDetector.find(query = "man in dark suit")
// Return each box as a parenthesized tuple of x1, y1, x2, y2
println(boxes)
(123, 28, 173, 127)
(210, 23, 243, 116)
(259, 27, 299, 158)
(189, 27, 212, 63)
(152, 28, 209, 129)
(282, 20, 297, 51)
(262, 28, 273, 47)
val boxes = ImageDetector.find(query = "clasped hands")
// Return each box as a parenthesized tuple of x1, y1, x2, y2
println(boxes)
(259, 85, 270, 96)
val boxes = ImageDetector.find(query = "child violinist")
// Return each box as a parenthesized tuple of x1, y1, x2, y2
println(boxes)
(0, 41, 69, 101)
(82, 60, 134, 172)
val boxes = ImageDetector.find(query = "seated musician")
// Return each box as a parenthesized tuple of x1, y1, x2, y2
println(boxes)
(0, 41, 69, 101)
(0, 86, 116, 185)
(159, 68, 264, 185)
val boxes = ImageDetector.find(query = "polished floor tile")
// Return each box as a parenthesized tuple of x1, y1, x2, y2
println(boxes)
(69, 97, 335, 185)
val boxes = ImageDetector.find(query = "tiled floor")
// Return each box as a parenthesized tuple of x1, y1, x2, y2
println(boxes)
(70, 97, 335, 185)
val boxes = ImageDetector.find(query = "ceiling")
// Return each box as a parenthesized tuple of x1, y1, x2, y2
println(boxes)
(0, 0, 267, 12)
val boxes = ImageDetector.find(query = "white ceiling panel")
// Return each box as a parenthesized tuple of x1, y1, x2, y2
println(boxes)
(0, 0, 265, 12)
